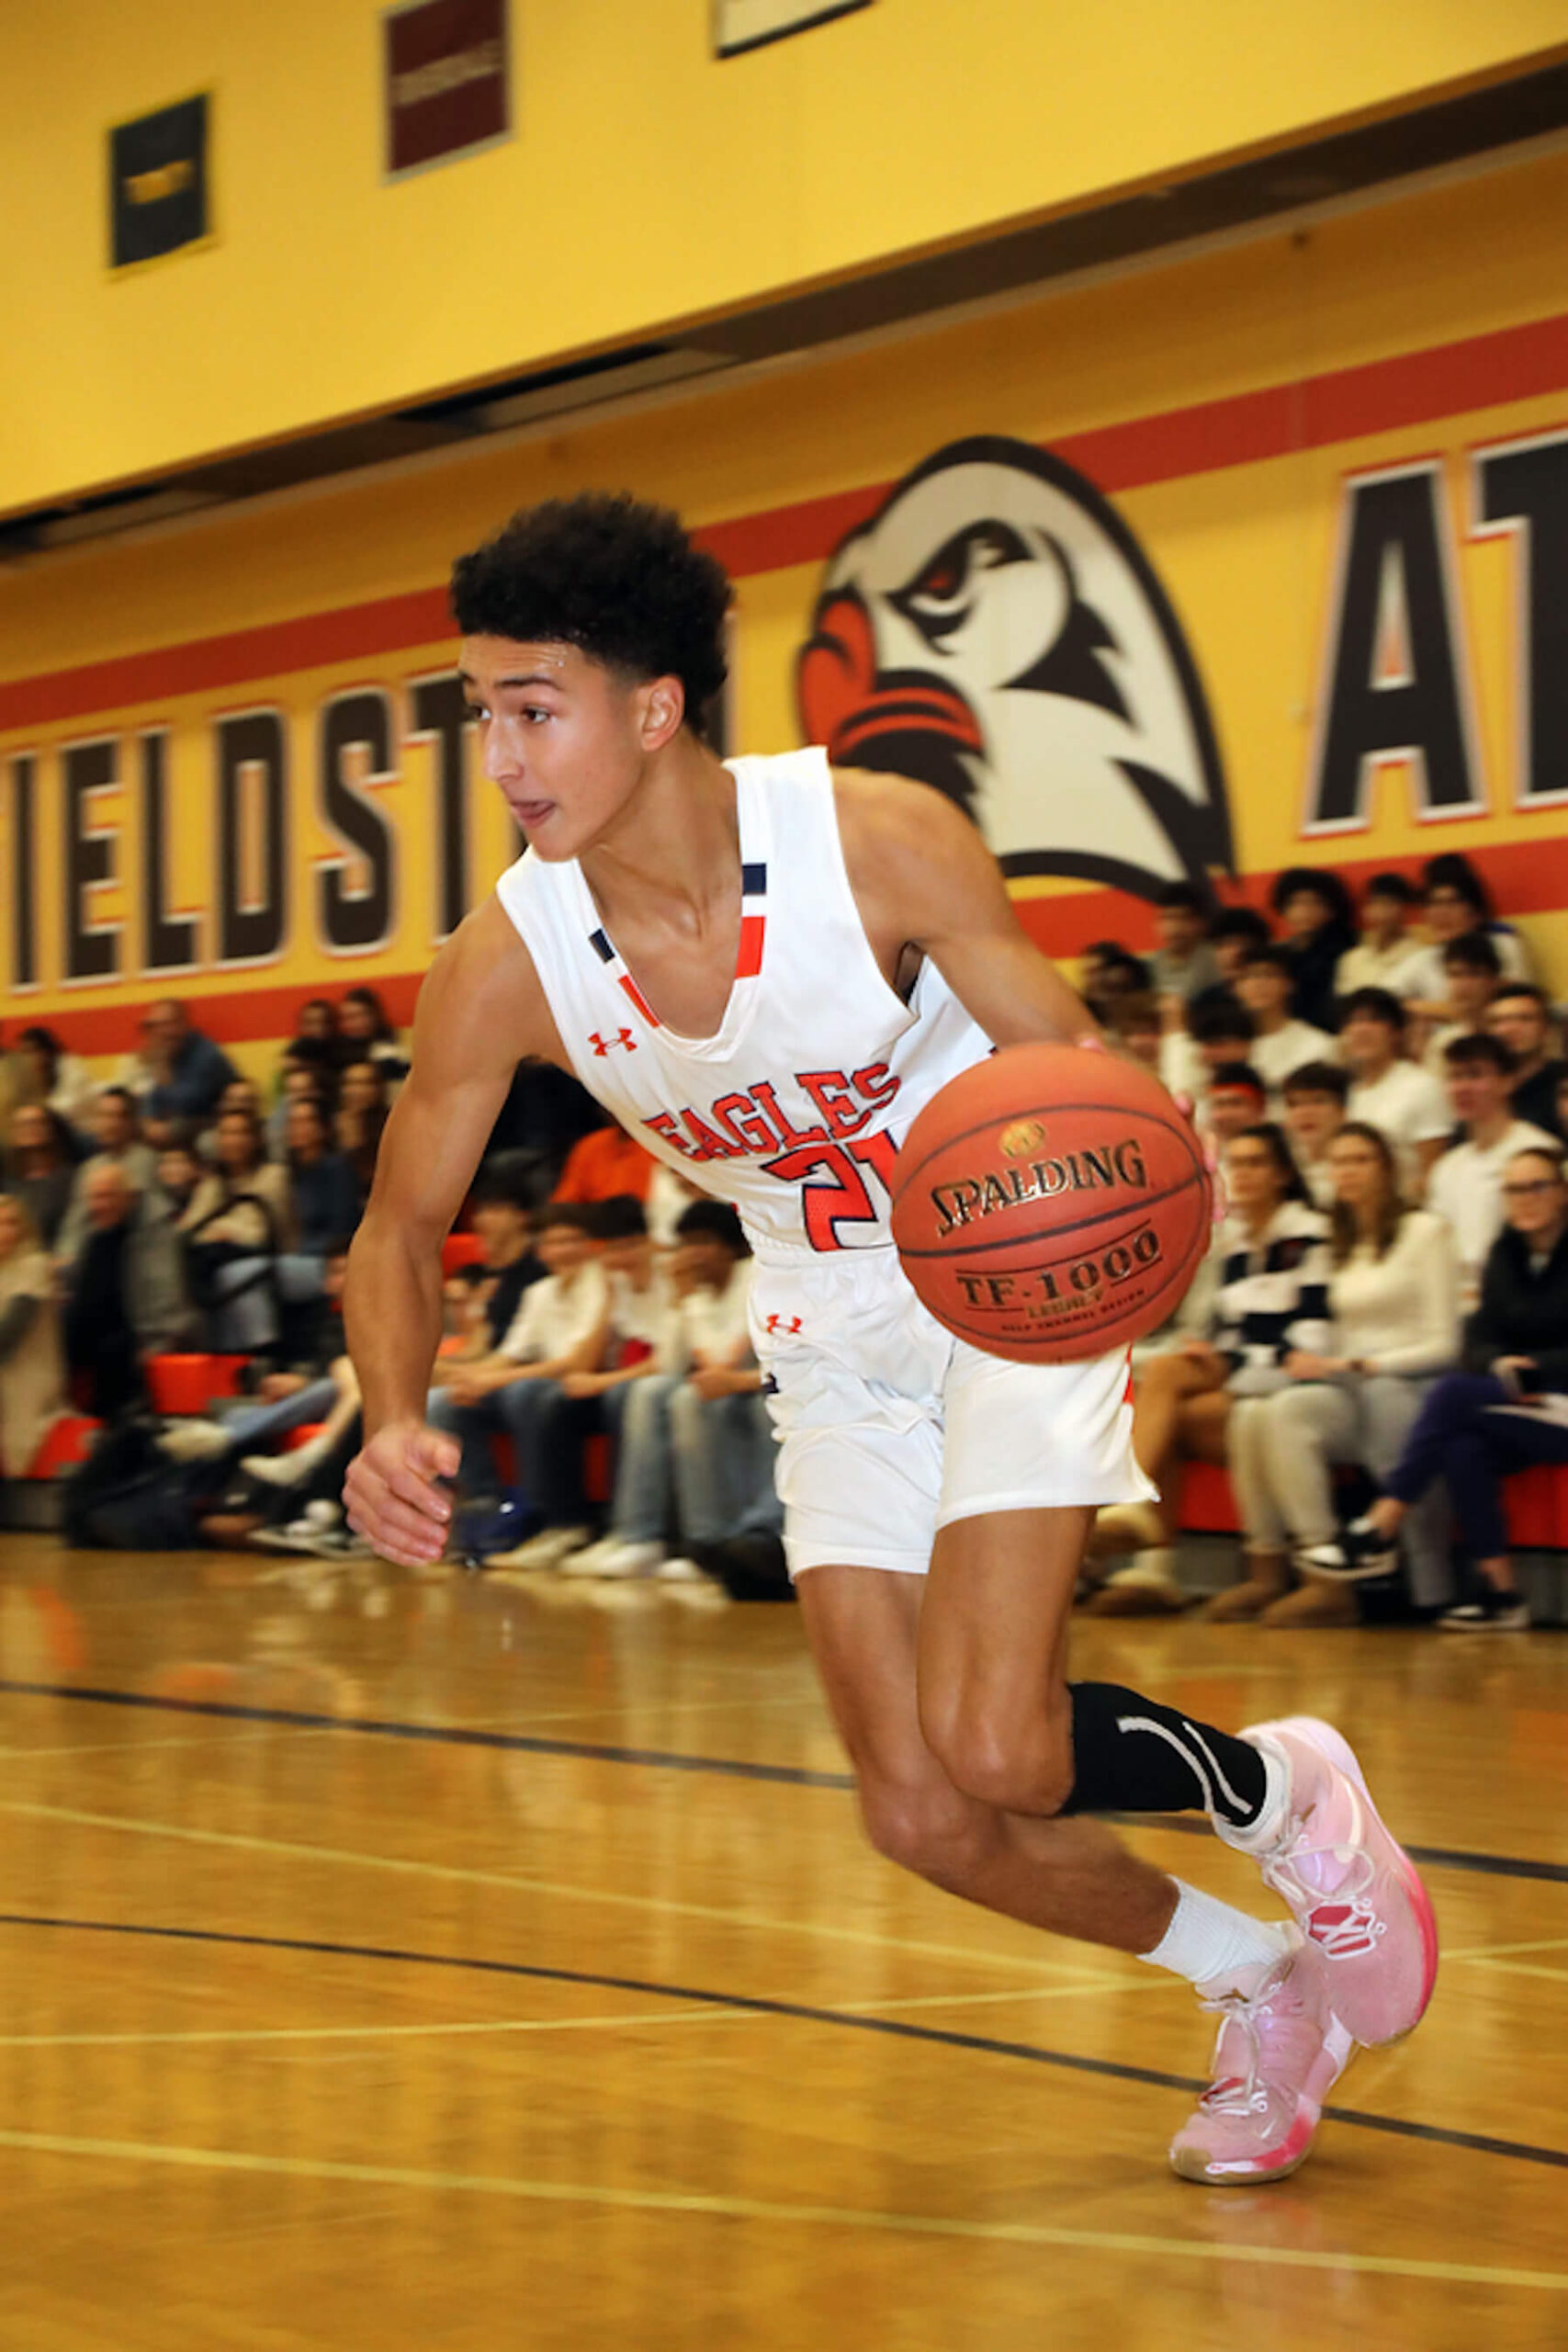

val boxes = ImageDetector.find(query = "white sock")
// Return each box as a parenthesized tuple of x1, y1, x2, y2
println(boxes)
(1139, 1879, 1294, 1990)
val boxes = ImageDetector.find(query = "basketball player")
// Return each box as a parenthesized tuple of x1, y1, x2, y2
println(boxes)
(344, 494, 1435, 2186)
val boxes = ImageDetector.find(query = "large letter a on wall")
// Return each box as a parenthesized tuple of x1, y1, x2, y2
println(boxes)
(1306, 462, 1483, 833)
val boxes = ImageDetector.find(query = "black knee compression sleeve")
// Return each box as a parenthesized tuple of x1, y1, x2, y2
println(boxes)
(1062, 1682, 1269, 1828)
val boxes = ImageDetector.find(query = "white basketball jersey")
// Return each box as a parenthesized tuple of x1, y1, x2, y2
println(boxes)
(494, 747, 992, 1259)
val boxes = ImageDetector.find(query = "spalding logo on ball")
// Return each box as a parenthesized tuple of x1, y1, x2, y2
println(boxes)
(891, 1044, 1211, 1363)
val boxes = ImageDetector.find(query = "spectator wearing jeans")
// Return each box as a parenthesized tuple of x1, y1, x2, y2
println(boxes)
(425, 1202, 608, 1560)
(1335, 1146, 1568, 1630)
(1223, 1124, 1460, 1627)
(564, 1201, 779, 1582)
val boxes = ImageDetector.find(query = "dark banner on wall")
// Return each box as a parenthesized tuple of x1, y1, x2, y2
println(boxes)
(109, 94, 209, 268)
(384, 0, 509, 175)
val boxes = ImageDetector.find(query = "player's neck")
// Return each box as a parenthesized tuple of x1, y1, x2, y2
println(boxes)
(580, 737, 737, 926)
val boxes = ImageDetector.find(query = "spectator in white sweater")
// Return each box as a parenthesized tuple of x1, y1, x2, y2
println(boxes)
(1084, 1125, 1331, 1616)
(1224, 1124, 1461, 1627)
(1338, 988, 1451, 1200)
(1427, 1035, 1556, 1305)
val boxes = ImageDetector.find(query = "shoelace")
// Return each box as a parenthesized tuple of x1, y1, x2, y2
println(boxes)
(1263, 1838, 1386, 1953)
(1195, 1982, 1282, 2117)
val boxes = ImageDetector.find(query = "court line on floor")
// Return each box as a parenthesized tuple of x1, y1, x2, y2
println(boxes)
(0, 1798, 1116, 1981)
(2, 1910, 1564, 2176)
(0, 2128, 1562, 2290)
(3, 1676, 1566, 1891)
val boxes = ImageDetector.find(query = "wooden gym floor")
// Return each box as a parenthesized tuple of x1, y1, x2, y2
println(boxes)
(0, 1530, 1563, 2351)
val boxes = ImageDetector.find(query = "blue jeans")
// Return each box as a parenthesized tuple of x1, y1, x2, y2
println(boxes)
(428, 1375, 584, 1524)
(219, 1374, 339, 1448)
(1384, 1371, 1568, 1561)
(612, 1375, 782, 1545)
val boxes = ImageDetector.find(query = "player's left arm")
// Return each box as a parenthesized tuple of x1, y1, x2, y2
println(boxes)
(836, 770, 1101, 1049)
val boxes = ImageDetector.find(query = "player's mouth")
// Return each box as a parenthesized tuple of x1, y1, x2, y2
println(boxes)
(510, 797, 556, 829)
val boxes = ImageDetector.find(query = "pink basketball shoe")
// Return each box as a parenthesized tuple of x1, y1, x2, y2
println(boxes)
(1169, 1935, 1352, 2186)
(1235, 1715, 1438, 2048)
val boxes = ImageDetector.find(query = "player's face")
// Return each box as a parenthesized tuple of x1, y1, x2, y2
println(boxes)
(460, 636, 653, 860)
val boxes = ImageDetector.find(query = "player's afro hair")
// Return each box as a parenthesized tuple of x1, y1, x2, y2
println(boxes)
(450, 492, 731, 741)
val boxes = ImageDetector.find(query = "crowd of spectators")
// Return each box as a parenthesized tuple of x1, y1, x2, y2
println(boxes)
(4, 843, 1566, 1623)
(1084, 850, 1567, 1632)
(0, 984, 783, 1598)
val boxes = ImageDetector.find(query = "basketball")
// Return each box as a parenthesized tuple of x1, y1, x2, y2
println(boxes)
(890, 1043, 1212, 1363)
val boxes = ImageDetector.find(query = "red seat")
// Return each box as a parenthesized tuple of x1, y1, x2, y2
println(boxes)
(285, 1421, 327, 1453)
(1177, 1460, 1240, 1532)
(145, 1353, 249, 1415)
(1176, 1457, 1568, 1551)
(26, 1415, 102, 1478)
(442, 1233, 486, 1276)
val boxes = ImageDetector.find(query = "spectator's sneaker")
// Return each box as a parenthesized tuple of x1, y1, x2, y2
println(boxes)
(653, 1555, 706, 1583)
(241, 1452, 308, 1487)
(557, 1536, 628, 1577)
(486, 1524, 592, 1570)
(1295, 1518, 1398, 1582)
(1229, 1716, 1438, 2048)
(1170, 1936, 1351, 2186)
(251, 1499, 343, 1555)
(157, 1418, 234, 1464)
(1438, 1591, 1530, 1631)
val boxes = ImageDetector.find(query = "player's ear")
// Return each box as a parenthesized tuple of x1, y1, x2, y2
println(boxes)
(637, 674, 686, 752)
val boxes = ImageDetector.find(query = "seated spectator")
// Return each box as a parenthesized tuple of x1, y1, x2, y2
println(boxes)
(553, 1117, 660, 1207)
(425, 1203, 608, 1556)
(152, 1140, 205, 1223)
(179, 1108, 294, 1351)
(1339, 1145, 1568, 1629)
(281, 999, 341, 1080)
(1339, 988, 1451, 1199)
(140, 1000, 238, 1143)
(1427, 1035, 1556, 1305)
(1485, 984, 1567, 1139)
(1201, 1062, 1268, 1149)
(0, 1194, 66, 1478)
(14, 1023, 97, 1139)
(1422, 933, 1502, 1072)
(1150, 885, 1218, 1007)
(1223, 1124, 1459, 1627)
(1335, 872, 1418, 998)
(1159, 988, 1255, 1113)
(1280, 1060, 1348, 1208)
(285, 1094, 361, 1261)
(1083, 1125, 1329, 1616)
(1110, 991, 1164, 1074)
(1396, 854, 1532, 1015)
(1079, 941, 1151, 1024)
(268, 1063, 335, 1159)
(200, 1075, 266, 1163)
(1270, 867, 1356, 1034)
(464, 1172, 542, 1341)
(339, 986, 410, 1083)
(64, 1161, 194, 1416)
(335, 1059, 390, 1203)
(53, 1087, 158, 1271)
(483, 1057, 606, 1201)
(561, 1201, 775, 1583)
(1207, 906, 1273, 987)
(1234, 947, 1337, 1102)
(5, 1102, 79, 1250)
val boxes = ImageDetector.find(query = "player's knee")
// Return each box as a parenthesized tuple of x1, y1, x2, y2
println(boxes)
(925, 1705, 1075, 1819)
(859, 1775, 990, 1884)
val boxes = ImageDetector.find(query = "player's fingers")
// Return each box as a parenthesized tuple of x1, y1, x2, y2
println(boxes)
(348, 1493, 446, 1561)
(379, 1459, 453, 1521)
(409, 1430, 462, 1484)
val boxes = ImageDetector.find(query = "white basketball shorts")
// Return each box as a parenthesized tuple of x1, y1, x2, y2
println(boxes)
(750, 1246, 1155, 1580)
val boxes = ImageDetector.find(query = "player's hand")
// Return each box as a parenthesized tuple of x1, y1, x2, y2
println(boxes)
(344, 1421, 460, 1566)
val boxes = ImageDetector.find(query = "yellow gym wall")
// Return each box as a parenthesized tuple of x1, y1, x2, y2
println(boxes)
(2, 144, 1567, 1077)
(3, 0, 1567, 515)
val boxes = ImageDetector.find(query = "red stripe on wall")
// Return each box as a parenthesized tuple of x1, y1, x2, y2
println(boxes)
(3, 311, 1566, 736)
(26, 836, 1563, 1060)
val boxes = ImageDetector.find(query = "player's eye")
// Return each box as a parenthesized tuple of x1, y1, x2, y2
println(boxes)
(523, 705, 552, 723)
(462, 701, 489, 722)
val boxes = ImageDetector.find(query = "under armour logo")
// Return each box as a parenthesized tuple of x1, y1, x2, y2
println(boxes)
(589, 1028, 637, 1057)
(765, 1313, 803, 1336)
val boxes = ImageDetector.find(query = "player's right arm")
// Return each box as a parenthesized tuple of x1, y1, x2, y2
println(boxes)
(342, 896, 566, 1565)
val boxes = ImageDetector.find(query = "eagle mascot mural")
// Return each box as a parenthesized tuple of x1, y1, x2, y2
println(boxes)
(796, 435, 1234, 903)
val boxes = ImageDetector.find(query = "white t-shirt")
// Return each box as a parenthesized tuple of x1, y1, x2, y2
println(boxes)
(681, 1260, 755, 1369)
(499, 1262, 608, 1365)
(606, 1262, 682, 1373)
(1427, 1120, 1558, 1296)
(1326, 1210, 1460, 1374)
(1251, 1019, 1337, 1101)
(1393, 932, 1532, 1001)
(1347, 1061, 1453, 1196)
(1335, 938, 1420, 997)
